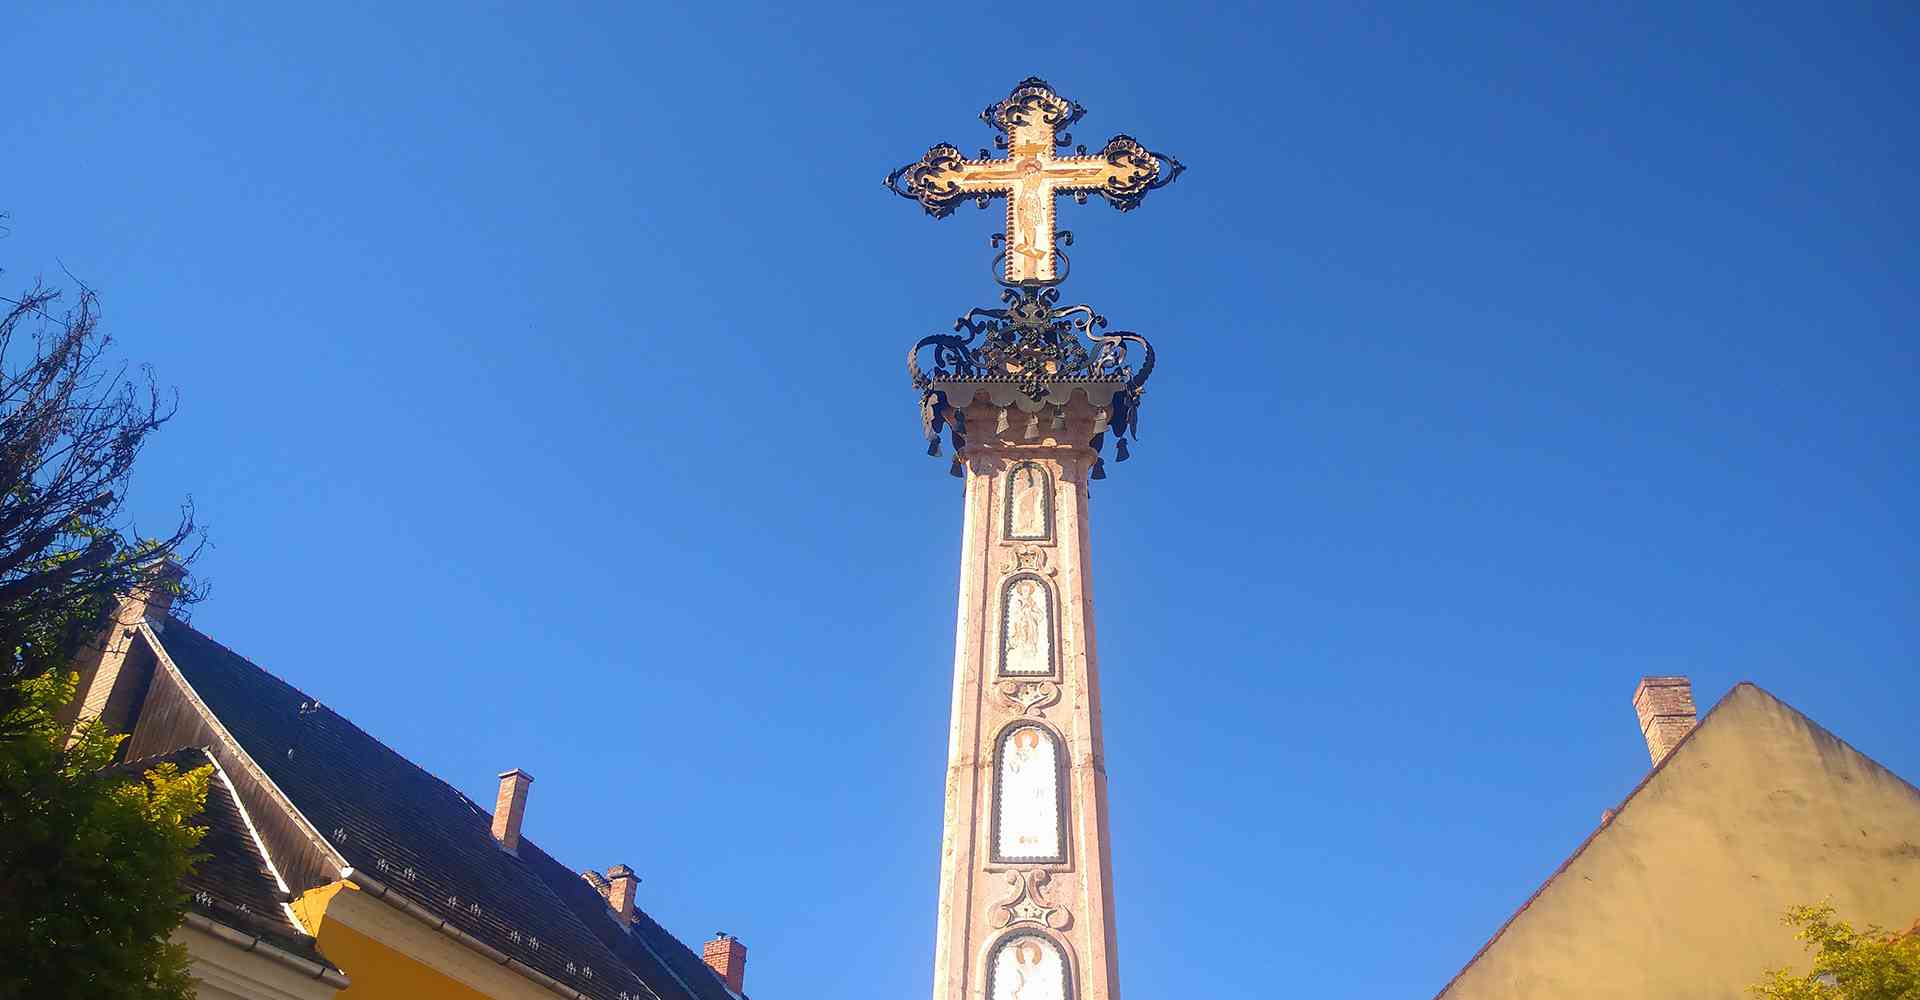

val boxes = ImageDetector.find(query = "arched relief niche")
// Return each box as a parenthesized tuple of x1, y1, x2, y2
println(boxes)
(992, 723, 1068, 864)
(1004, 461, 1053, 542)
(986, 931, 1073, 1000)
(998, 574, 1055, 678)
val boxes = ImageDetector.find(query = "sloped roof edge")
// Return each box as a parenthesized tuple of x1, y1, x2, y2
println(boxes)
(1429, 680, 1920, 999)
(130, 625, 605, 1000)
(111, 746, 346, 984)
(138, 615, 729, 1000)
(130, 624, 350, 875)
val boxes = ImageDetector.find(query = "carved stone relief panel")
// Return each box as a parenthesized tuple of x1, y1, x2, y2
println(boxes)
(999, 575, 1055, 678)
(997, 680, 1060, 717)
(1004, 462, 1053, 542)
(1011, 545, 1048, 573)
(987, 932, 1072, 1000)
(990, 869, 1073, 931)
(993, 724, 1066, 863)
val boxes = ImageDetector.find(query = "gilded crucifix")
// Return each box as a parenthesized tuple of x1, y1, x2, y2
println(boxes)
(886, 77, 1184, 284)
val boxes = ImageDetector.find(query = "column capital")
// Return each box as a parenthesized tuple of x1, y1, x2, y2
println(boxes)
(937, 384, 1114, 482)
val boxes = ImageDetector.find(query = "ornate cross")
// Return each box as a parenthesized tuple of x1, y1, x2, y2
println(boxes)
(886, 78, 1184, 285)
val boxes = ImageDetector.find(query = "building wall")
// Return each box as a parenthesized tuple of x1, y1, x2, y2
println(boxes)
(293, 882, 558, 1000)
(1439, 683, 1920, 999)
(175, 923, 339, 1000)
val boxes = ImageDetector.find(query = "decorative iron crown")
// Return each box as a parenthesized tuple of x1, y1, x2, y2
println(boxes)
(909, 282, 1153, 479)
(889, 77, 1184, 478)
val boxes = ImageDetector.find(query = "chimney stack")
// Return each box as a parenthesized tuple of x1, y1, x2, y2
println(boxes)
(60, 559, 187, 732)
(492, 769, 533, 852)
(607, 864, 639, 926)
(124, 559, 187, 630)
(703, 933, 747, 994)
(1632, 676, 1697, 765)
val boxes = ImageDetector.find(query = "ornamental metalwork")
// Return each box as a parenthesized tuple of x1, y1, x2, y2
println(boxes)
(908, 282, 1155, 476)
(886, 77, 1183, 284)
(890, 77, 1183, 480)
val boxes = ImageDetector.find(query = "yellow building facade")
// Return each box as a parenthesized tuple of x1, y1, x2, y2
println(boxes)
(1436, 679, 1920, 999)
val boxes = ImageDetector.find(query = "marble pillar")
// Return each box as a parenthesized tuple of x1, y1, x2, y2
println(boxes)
(929, 384, 1122, 1000)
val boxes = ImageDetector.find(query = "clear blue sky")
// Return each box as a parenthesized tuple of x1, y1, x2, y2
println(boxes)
(5, 3, 1915, 997)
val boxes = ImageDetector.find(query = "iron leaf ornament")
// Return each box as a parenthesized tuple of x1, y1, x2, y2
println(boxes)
(885, 77, 1184, 284)
(888, 78, 1184, 479)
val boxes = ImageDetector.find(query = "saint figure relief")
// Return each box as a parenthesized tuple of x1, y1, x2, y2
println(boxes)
(1007, 463, 1050, 540)
(996, 726, 1062, 862)
(989, 934, 1067, 1000)
(1001, 577, 1052, 676)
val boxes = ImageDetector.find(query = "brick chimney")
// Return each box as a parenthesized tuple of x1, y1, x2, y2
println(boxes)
(492, 769, 533, 852)
(703, 933, 746, 994)
(61, 559, 187, 733)
(606, 864, 639, 926)
(1632, 676, 1697, 765)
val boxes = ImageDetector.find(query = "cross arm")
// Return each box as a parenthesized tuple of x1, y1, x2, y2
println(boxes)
(885, 144, 1023, 218)
(1046, 135, 1185, 212)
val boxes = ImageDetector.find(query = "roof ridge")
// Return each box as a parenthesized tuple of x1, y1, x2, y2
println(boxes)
(1727, 681, 1920, 802)
(1430, 680, 1756, 999)
(1433, 680, 1920, 998)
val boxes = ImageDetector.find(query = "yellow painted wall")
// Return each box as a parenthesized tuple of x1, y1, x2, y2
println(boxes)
(292, 882, 505, 1000)
(1438, 683, 1920, 999)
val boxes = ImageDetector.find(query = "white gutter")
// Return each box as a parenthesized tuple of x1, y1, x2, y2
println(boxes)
(182, 911, 351, 988)
(344, 867, 600, 1000)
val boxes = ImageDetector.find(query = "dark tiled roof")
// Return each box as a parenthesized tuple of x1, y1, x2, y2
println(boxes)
(524, 842, 746, 1000)
(522, 840, 743, 1000)
(112, 747, 332, 967)
(149, 619, 737, 1000)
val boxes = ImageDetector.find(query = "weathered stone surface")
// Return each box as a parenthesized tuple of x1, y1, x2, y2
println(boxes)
(930, 388, 1122, 1000)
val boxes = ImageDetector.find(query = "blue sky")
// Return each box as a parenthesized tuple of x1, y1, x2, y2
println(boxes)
(5, 2, 1914, 997)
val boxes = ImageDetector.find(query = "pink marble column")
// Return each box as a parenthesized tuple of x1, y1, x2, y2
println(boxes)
(929, 386, 1122, 1000)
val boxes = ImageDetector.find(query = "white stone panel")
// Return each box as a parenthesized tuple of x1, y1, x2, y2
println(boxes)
(997, 726, 1061, 860)
(1007, 464, 1050, 539)
(1001, 577, 1052, 676)
(989, 933, 1069, 1000)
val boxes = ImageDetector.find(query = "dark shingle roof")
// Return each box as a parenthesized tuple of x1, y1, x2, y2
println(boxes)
(148, 618, 738, 1000)
(521, 841, 745, 1000)
(112, 746, 332, 967)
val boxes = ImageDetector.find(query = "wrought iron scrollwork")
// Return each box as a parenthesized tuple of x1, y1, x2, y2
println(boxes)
(909, 281, 1154, 475)
(885, 143, 970, 219)
(1095, 137, 1185, 212)
(881, 77, 1185, 225)
(907, 284, 1153, 395)
(984, 76, 1086, 141)
(892, 77, 1179, 477)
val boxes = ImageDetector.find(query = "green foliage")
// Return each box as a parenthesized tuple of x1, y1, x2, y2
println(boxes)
(1751, 901, 1920, 1000)
(0, 670, 211, 1000)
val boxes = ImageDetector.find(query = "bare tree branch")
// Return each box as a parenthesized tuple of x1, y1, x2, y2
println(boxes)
(0, 280, 203, 710)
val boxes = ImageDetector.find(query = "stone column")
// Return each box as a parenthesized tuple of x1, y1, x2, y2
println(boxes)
(929, 384, 1121, 1000)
